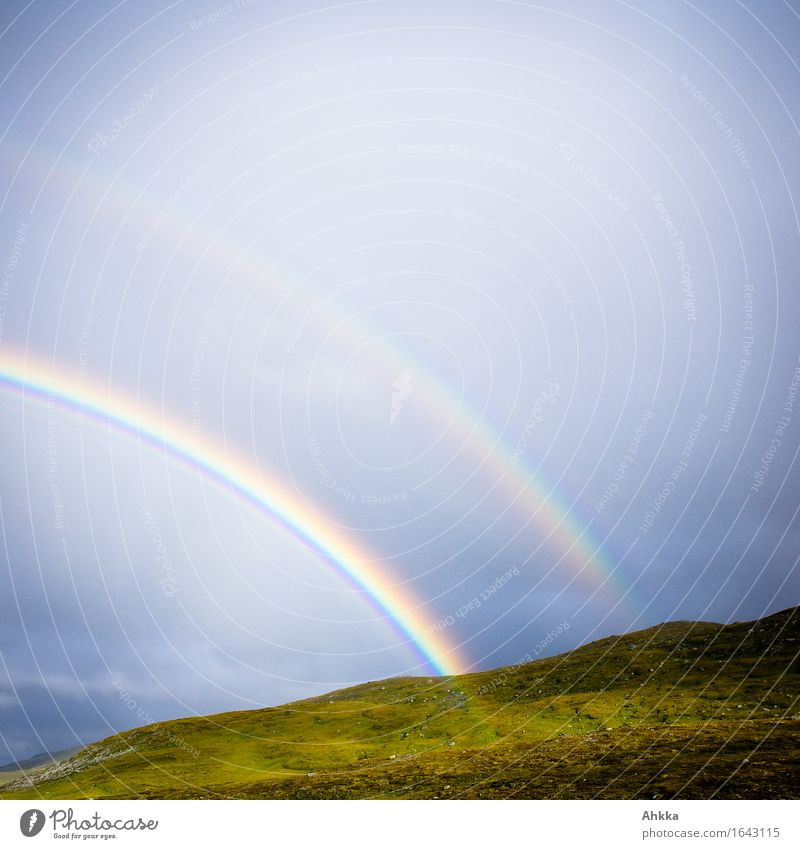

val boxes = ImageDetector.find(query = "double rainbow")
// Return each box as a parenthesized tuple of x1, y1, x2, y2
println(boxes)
(1, 141, 627, 679)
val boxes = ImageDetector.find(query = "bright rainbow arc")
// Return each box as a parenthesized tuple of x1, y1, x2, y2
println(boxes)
(0, 350, 465, 676)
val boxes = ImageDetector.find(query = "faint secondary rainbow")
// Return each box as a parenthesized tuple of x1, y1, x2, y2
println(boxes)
(0, 349, 465, 676)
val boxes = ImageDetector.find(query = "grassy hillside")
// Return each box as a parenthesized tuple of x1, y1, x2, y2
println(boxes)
(3, 606, 798, 800)
(0, 747, 82, 787)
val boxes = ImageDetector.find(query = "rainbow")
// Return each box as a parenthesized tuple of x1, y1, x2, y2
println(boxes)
(0, 349, 466, 676)
(7, 140, 626, 615)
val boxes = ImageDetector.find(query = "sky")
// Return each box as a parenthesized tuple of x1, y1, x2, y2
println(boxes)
(1, 0, 799, 764)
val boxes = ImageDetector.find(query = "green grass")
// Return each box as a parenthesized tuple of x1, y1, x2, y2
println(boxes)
(3, 606, 798, 799)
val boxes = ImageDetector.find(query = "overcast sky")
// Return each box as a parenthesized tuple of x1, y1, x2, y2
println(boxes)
(1, 0, 799, 763)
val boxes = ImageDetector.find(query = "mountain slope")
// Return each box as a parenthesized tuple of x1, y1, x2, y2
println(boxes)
(3, 606, 798, 800)
(0, 746, 82, 774)
(0, 747, 83, 789)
